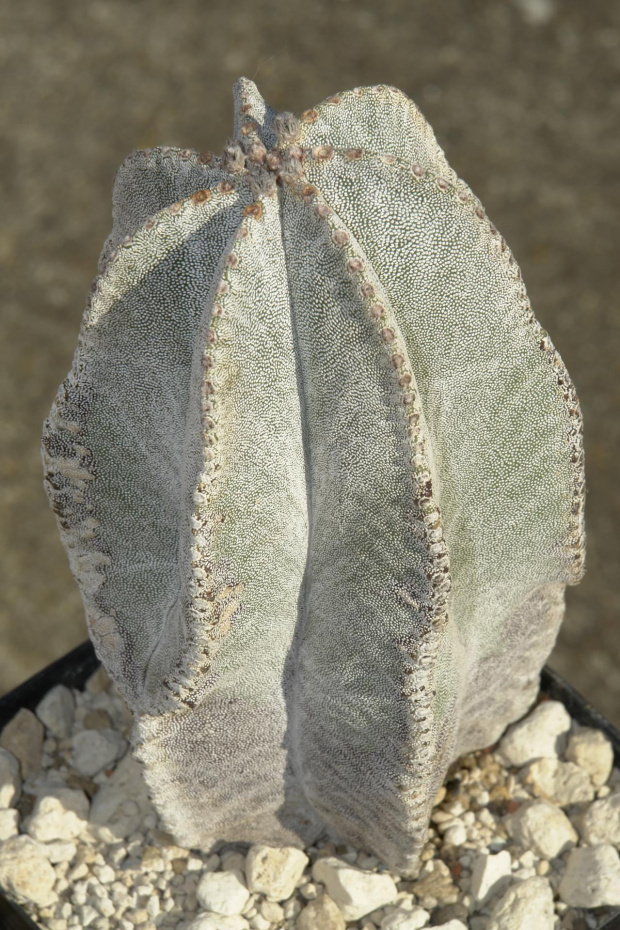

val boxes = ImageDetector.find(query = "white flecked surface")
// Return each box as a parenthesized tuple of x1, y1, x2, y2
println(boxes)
(0, 676, 619, 930)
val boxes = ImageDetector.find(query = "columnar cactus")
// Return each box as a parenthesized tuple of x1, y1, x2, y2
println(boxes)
(42, 78, 585, 876)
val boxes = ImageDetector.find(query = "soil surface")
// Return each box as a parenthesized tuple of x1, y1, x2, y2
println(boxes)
(1, 0, 619, 723)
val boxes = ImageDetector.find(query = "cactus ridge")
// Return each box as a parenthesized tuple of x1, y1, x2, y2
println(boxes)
(42, 79, 585, 876)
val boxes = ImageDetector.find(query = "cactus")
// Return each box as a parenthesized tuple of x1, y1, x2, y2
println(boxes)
(42, 78, 585, 876)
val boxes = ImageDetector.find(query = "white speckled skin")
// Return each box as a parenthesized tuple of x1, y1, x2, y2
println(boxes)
(42, 78, 585, 876)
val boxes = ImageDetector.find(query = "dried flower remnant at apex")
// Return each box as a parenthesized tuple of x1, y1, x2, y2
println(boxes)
(41, 76, 585, 878)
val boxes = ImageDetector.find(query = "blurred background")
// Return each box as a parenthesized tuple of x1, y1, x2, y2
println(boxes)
(1, 0, 619, 723)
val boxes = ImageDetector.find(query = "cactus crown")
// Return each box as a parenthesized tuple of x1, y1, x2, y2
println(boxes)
(42, 78, 585, 875)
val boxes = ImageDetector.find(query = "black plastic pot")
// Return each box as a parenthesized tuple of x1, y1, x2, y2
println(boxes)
(1, 643, 620, 930)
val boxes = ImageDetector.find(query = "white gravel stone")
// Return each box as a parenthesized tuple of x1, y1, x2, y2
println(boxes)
(431, 922, 468, 930)
(566, 725, 614, 787)
(296, 892, 346, 930)
(87, 752, 153, 841)
(93, 863, 116, 883)
(380, 904, 431, 928)
(312, 856, 398, 920)
(78, 903, 99, 926)
(35, 685, 75, 738)
(249, 916, 270, 930)
(186, 915, 250, 930)
(0, 806, 20, 840)
(25, 787, 90, 842)
(72, 728, 127, 776)
(503, 799, 577, 858)
(196, 870, 250, 916)
(497, 700, 571, 767)
(572, 791, 620, 845)
(442, 822, 467, 847)
(0, 834, 58, 907)
(42, 839, 77, 863)
(523, 757, 595, 805)
(259, 899, 283, 922)
(245, 844, 308, 901)
(469, 850, 512, 905)
(0, 747, 21, 808)
(487, 875, 554, 929)
(559, 844, 620, 907)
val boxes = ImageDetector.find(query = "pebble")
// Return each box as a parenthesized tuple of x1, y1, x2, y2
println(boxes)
(469, 850, 512, 905)
(559, 844, 620, 907)
(0, 834, 57, 906)
(258, 900, 283, 922)
(84, 667, 112, 695)
(522, 756, 595, 804)
(442, 822, 467, 846)
(72, 728, 127, 777)
(35, 684, 75, 738)
(87, 752, 153, 842)
(42, 839, 77, 863)
(25, 787, 90, 842)
(196, 869, 250, 915)
(565, 725, 614, 786)
(571, 790, 620, 845)
(0, 807, 19, 840)
(503, 798, 577, 858)
(296, 892, 346, 929)
(497, 700, 571, 766)
(1, 677, 620, 930)
(380, 904, 430, 928)
(245, 844, 308, 900)
(487, 875, 555, 929)
(0, 747, 21, 808)
(0, 708, 44, 777)
(410, 858, 458, 905)
(312, 855, 398, 920)
(187, 917, 250, 930)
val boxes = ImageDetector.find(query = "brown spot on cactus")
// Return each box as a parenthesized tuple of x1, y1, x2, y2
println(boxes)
(312, 144, 334, 161)
(301, 108, 319, 123)
(242, 202, 263, 219)
(191, 189, 211, 205)
(240, 119, 259, 136)
(42, 77, 585, 881)
(314, 203, 331, 219)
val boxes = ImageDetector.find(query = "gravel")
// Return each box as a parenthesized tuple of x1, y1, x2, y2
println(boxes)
(1, 672, 619, 930)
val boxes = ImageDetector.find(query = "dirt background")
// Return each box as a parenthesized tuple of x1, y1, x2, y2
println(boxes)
(1, 0, 619, 724)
